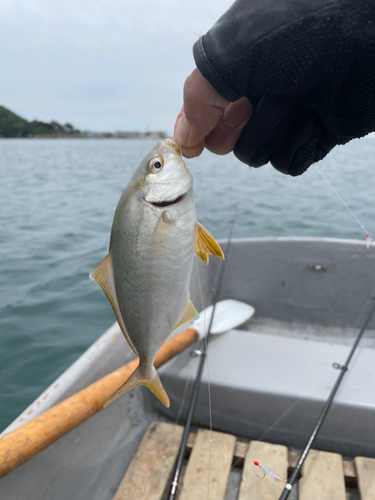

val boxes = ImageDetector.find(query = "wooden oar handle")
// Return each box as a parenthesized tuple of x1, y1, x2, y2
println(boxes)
(0, 328, 199, 479)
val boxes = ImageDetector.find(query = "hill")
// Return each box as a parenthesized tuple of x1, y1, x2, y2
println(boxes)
(0, 106, 28, 137)
(0, 106, 81, 138)
(0, 105, 167, 139)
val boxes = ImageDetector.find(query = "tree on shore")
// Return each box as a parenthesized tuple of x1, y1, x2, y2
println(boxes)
(0, 106, 81, 138)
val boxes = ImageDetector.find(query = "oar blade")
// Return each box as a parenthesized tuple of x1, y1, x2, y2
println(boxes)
(210, 299, 255, 334)
(193, 299, 255, 338)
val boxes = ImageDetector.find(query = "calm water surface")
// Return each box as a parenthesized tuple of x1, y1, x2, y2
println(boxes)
(1, 138, 375, 431)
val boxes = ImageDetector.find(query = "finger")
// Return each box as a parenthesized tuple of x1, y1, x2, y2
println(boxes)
(174, 68, 230, 148)
(180, 140, 205, 159)
(174, 108, 205, 158)
(205, 97, 253, 155)
(173, 105, 184, 138)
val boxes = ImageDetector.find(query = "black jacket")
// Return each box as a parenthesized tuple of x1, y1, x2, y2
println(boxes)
(193, 0, 375, 175)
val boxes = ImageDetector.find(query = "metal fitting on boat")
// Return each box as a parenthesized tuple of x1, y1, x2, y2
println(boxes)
(307, 264, 328, 272)
(190, 350, 203, 357)
(332, 362, 347, 371)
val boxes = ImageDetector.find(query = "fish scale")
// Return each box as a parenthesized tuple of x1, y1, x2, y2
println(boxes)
(90, 139, 224, 408)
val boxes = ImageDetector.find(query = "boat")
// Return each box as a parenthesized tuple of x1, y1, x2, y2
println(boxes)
(1, 237, 375, 499)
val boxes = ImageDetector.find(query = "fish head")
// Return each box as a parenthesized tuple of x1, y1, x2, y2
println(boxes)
(133, 139, 193, 208)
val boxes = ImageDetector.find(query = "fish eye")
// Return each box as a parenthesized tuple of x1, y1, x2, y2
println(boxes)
(149, 157, 164, 173)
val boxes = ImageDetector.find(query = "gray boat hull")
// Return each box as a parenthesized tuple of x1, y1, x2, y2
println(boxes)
(155, 238, 375, 458)
(1, 238, 375, 499)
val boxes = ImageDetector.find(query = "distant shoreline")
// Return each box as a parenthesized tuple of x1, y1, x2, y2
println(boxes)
(0, 135, 169, 139)
(0, 105, 167, 140)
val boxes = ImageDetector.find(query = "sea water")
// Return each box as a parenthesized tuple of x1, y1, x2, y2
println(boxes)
(1, 137, 374, 431)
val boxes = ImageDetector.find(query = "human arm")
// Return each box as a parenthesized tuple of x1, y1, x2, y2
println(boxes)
(175, 0, 375, 175)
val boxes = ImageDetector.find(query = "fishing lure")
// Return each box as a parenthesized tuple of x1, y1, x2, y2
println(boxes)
(254, 461, 285, 481)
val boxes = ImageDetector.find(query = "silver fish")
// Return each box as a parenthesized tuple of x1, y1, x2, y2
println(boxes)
(90, 139, 224, 407)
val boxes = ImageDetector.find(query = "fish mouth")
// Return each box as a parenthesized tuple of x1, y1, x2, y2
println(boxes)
(164, 138, 180, 150)
(150, 193, 186, 208)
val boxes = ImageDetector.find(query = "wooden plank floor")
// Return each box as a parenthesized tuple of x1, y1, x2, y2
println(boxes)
(113, 422, 375, 500)
(299, 451, 346, 500)
(355, 457, 375, 500)
(179, 429, 236, 500)
(113, 422, 184, 500)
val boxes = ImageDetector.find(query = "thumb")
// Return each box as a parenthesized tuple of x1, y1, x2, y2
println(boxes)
(174, 68, 230, 150)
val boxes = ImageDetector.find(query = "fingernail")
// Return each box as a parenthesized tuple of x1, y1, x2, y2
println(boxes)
(174, 114, 190, 147)
(222, 100, 253, 129)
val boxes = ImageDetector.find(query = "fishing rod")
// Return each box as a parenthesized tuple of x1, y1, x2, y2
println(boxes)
(167, 215, 236, 500)
(278, 289, 375, 500)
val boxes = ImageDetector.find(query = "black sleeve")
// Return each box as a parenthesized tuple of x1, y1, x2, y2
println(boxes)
(193, 0, 375, 176)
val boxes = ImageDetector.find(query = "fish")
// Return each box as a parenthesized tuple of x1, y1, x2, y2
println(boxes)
(90, 139, 224, 408)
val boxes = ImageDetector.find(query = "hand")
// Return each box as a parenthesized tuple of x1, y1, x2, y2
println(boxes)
(174, 68, 253, 159)
(184, 0, 375, 175)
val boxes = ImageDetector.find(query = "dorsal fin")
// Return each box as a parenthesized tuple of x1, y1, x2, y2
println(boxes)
(173, 297, 198, 331)
(194, 221, 225, 264)
(90, 254, 137, 355)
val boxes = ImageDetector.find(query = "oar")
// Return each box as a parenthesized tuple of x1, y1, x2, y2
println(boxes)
(0, 299, 254, 479)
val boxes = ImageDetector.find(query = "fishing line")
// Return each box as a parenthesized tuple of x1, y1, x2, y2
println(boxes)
(195, 261, 214, 439)
(276, 170, 375, 498)
(174, 121, 217, 499)
(230, 367, 336, 470)
(195, 265, 212, 433)
(252, 291, 374, 447)
(173, 135, 373, 496)
(278, 288, 375, 500)
(172, 126, 195, 429)
(316, 165, 369, 236)
(195, 258, 214, 498)
(231, 161, 375, 493)
(195, 207, 238, 500)
(230, 164, 374, 488)
(175, 118, 214, 448)
(231, 288, 375, 491)
(174, 377, 191, 426)
(167, 196, 238, 500)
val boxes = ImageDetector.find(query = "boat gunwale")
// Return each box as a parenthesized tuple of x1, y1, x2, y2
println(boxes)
(3, 237, 373, 437)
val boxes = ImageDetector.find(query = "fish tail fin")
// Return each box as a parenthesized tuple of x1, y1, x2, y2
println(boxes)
(103, 365, 170, 408)
(144, 368, 170, 408)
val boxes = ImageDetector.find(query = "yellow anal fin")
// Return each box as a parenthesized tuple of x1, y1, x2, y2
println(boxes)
(89, 254, 137, 355)
(173, 297, 198, 331)
(103, 365, 170, 408)
(195, 221, 225, 264)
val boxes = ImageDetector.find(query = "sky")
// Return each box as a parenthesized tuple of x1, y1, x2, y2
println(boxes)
(0, 0, 234, 134)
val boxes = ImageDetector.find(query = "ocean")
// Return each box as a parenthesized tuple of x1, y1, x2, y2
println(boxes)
(1, 137, 375, 432)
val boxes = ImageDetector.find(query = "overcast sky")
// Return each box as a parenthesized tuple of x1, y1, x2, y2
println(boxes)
(0, 0, 234, 133)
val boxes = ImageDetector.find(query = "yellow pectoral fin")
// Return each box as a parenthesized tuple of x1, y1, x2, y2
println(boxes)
(103, 365, 170, 408)
(173, 298, 199, 331)
(195, 221, 225, 264)
(90, 254, 137, 354)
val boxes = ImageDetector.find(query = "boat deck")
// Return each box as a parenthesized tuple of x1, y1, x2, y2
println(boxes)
(2, 239, 375, 500)
(114, 421, 375, 500)
(157, 320, 375, 458)
(239, 316, 375, 349)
